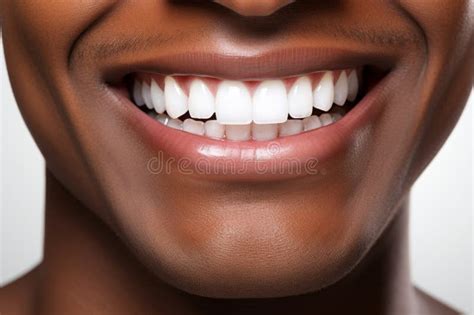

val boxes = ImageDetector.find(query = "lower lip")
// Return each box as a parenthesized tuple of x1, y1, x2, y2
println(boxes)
(121, 76, 388, 181)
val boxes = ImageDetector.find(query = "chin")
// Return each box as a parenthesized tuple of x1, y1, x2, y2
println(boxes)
(111, 197, 372, 299)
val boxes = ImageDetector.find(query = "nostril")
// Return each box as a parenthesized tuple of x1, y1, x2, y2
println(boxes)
(213, 0, 295, 17)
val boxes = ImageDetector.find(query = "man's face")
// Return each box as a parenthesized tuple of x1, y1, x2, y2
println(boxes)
(1, 0, 472, 298)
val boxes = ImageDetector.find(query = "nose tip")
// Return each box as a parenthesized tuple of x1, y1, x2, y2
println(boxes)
(213, 0, 295, 17)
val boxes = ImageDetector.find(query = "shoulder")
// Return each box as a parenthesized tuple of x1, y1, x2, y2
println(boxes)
(0, 268, 40, 315)
(414, 287, 461, 315)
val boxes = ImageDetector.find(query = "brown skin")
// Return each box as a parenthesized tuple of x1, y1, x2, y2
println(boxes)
(0, 0, 473, 314)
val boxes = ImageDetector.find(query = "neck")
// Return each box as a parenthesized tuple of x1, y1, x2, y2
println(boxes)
(35, 171, 415, 315)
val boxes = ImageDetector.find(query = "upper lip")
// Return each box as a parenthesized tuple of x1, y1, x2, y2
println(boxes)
(102, 46, 394, 83)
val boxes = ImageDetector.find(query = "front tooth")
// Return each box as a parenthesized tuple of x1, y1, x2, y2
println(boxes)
(279, 120, 303, 137)
(183, 118, 205, 136)
(188, 79, 215, 119)
(253, 80, 288, 124)
(216, 81, 252, 125)
(334, 71, 348, 106)
(205, 120, 225, 139)
(133, 80, 145, 106)
(319, 113, 333, 126)
(314, 71, 334, 112)
(151, 80, 165, 114)
(142, 82, 154, 110)
(165, 76, 188, 119)
(252, 124, 278, 141)
(288, 76, 313, 119)
(303, 116, 322, 131)
(347, 70, 359, 102)
(225, 124, 251, 141)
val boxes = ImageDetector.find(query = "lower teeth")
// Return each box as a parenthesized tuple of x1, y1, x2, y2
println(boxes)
(148, 111, 344, 141)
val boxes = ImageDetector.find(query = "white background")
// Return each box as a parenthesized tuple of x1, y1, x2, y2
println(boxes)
(1, 41, 472, 313)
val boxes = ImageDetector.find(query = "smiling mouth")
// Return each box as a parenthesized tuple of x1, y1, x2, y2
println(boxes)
(101, 46, 391, 179)
(123, 66, 381, 141)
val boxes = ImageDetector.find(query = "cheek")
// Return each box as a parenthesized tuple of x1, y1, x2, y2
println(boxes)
(397, 0, 474, 184)
(1, 0, 116, 220)
(398, 0, 472, 49)
(4, 0, 115, 66)
(3, 36, 109, 221)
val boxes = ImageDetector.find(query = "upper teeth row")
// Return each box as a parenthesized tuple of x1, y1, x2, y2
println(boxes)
(133, 70, 358, 125)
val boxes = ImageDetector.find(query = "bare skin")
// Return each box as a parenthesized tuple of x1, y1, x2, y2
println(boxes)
(0, 172, 458, 315)
(0, 1, 473, 314)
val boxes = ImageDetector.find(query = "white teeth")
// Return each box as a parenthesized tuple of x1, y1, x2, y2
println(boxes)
(319, 113, 333, 126)
(334, 71, 348, 106)
(165, 76, 188, 119)
(167, 118, 183, 130)
(253, 80, 288, 124)
(303, 116, 322, 131)
(225, 124, 251, 141)
(142, 82, 154, 110)
(188, 79, 215, 119)
(156, 114, 169, 125)
(183, 118, 205, 136)
(135, 68, 359, 140)
(150, 80, 165, 114)
(279, 120, 303, 137)
(205, 120, 225, 139)
(347, 70, 359, 102)
(288, 76, 313, 119)
(156, 113, 182, 130)
(313, 71, 334, 112)
(156, 112, 341, 139)
(216, 80, 252, 125)
(252, 123, 278, 141)
(133, 81, 145, 106)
